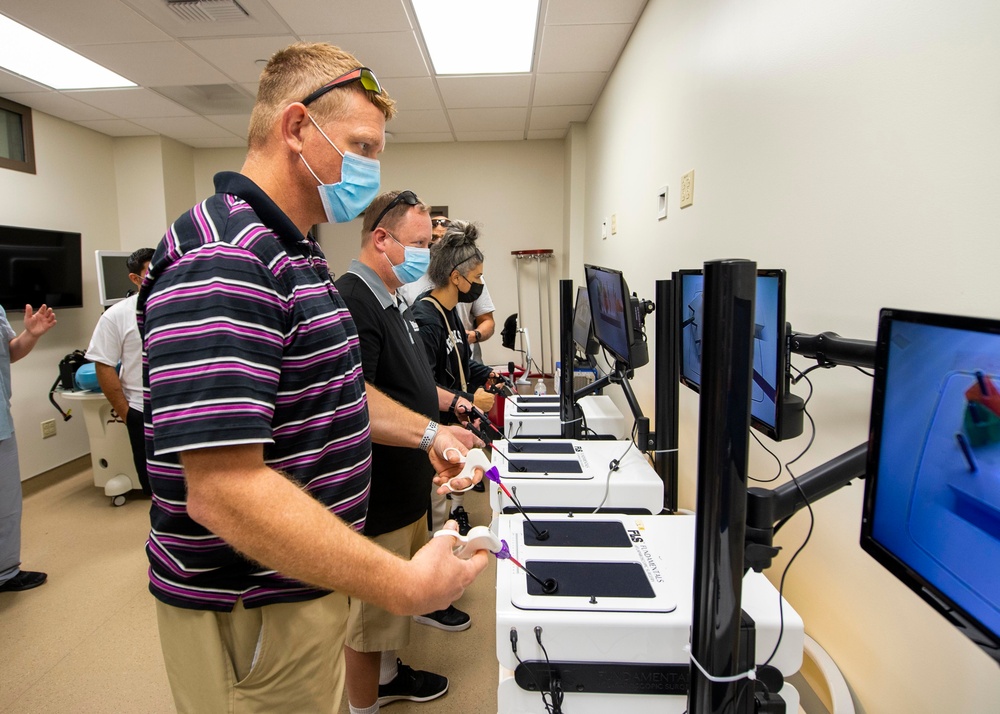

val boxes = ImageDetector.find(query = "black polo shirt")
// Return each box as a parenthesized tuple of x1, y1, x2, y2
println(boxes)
(335, 261, 439, 537)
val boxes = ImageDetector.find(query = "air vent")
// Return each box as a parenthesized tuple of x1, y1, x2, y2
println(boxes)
(166, 0, 249, 23)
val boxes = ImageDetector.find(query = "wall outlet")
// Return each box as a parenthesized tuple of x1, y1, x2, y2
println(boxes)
(41, 419, 57, 439)
(680, 170, 695, 208)
(657, 185, 669, 220)
(601, 218, 608, 240)
(611, 213, 618, 235)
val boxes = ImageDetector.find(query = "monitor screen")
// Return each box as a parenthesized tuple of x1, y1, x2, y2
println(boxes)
(678, 268, 788, 440)
(0, 225, 83, 310)
(572, 286, 598, 356)
(96, 251, 134, 307)
(862, 308, 1000, 664)
(584, 264, 632, 365)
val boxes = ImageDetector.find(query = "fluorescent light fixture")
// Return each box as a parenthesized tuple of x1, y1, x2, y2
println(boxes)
(413, 0, 539, 75)
(0, 14, 136, 90)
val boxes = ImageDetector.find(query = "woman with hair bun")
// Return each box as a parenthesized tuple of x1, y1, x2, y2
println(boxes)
(410, 220, 500, 534)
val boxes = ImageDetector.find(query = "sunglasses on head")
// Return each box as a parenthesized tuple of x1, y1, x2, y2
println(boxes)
(371, 190, 420, 231)
(431, 218, 450, 227)
(302, 67, 382, 107)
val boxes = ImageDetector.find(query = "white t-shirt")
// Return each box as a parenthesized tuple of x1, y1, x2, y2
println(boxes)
(85, 294, 143, 412)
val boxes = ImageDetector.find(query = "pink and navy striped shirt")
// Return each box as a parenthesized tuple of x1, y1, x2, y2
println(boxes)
(137, 172, 372, 611)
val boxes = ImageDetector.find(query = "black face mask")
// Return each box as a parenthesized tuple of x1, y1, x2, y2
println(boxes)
(458, 275, 484, 304)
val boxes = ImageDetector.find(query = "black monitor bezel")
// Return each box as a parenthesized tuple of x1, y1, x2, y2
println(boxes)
(860, 307, 1000, 665)
(584, 264, 634, 368)
(677, 267, 789, 441)
(572, 286, 599, 357)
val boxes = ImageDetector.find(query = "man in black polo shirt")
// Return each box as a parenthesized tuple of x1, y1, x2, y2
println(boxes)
(335, 190, 477, 714)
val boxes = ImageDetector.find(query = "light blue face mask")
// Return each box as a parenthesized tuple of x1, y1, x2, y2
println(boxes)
(385, 233, 430, 284)
(300, 115, 381, 223)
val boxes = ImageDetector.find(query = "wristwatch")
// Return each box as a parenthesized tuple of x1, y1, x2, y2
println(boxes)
(419, 421, 439, 452)
(474, 329, 482, 342)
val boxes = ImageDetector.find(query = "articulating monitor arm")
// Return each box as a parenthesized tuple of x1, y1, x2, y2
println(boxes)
(744, 443, 868, 572)
(789, 329, 876, 369)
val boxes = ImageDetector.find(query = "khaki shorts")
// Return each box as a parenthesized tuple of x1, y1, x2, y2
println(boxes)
(345, 517, 428, 652)
(156, 592, 349, 714)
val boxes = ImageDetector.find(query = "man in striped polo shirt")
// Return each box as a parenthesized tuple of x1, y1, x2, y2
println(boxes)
(138, 43, 487, 714)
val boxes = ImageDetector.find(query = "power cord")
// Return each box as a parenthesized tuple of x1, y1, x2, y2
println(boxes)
(762, 365, 817, 669)
(509, 627, 563, 714)
(592, 424, 637, 513)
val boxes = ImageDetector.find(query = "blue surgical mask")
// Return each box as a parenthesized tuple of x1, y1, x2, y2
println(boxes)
(300, 115, 380, 223)
(384, 233, 430, 284)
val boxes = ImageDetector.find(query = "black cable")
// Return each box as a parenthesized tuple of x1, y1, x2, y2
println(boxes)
(790, 361, 831, 385)
(762, 366, 817, 669)
(749, 429, 783, 483)
(852, 365, 875, 378)
(534, 627, 563, 714)
(510, 628, 557, 714)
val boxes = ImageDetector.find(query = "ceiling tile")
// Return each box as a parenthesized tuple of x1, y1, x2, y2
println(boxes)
(0, 0, 170, 45)
(454, 130, 526, 142)
(118, 0, 291, 40)
(438, 75, 532, 109)
(545, 0, 648, 25)
(74, 118, 157, 137)
(206, 114, 251, 138)
(527, 129, 568, 140)
(183, 136, 248, 149)
(533, 72, 607, 107)
(381, 77, 440, 112)
(0, 70, 50, 94)
(183, 35, 299, 83)
(267, 0, 413, 34)
(66, 88, 194, 118)
(388, 108, 450, 134)
(305, 31, 429, 78)
(77, 41, 232, 86)
(388, 132, 455, 144)
(131, 115, 240, 139)
(153, 84, 256, 116)
(448, 107, 528, 133)
(2, 91, 117, 122)
(537, 24, 632, 73)
(529, 105, 591, 131)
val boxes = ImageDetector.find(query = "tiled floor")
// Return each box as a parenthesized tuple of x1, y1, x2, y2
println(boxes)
(1, 459, 498, 714)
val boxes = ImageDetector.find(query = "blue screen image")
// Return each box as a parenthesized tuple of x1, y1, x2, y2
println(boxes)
(679, 273, 782, 430)
(871, 319, 1000, 639)
(586, 268, 629, 363)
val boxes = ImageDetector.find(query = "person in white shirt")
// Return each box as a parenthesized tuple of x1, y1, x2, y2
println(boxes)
(85, 248, 153, 495)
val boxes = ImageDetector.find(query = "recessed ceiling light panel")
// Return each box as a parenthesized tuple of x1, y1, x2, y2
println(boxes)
(412, 0, 539, 75)
(0, 13, 136, 90)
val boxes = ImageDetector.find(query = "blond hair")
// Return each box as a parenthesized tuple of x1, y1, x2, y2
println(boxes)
(362, 190, 428, 241)
(247, 42, 396, 150)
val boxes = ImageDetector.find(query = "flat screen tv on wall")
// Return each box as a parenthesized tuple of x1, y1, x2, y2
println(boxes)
(0, 225, 83, 311)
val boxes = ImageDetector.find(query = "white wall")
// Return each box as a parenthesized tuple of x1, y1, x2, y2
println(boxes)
(584, 0, 1000, 710)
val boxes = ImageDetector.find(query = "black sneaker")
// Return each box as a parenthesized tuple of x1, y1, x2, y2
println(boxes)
(377, 658, 448, 706)
(0, 570, 47, 592)
(450, 506, 471, 536)
(413, 604, 472, 632)
(472, 480, 485, 492)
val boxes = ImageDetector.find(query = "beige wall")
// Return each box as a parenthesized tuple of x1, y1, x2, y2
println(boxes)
(2, 114, 122, 476)
(317, 139, 566, 370)
(584, 0, 1000, 710)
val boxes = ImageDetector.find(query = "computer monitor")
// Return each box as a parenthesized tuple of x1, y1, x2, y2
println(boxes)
(584, 264, 647, 369)
(0, 225, 83, 310)
(95, 251, 134, 307)
(572, 286, 599, 357)
(861, 308, 1000, 665)
(678, 268, 789, 440)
